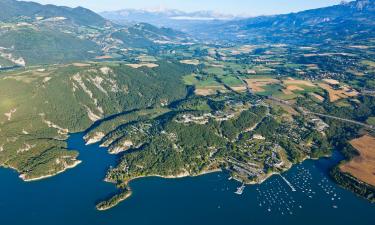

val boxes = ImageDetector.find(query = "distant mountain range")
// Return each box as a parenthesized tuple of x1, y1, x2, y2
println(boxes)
(101, 8, 238, 21)
(100, 9, 241, 31)
(101, 0, 375, 45)
(0, 0, 374, 67)
(189, 0, 375, 44)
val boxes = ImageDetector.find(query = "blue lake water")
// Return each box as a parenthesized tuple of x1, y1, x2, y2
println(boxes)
(0, 132, 374, 225)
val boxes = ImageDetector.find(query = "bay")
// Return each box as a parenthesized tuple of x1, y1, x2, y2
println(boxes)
(0, 132, 374, 225)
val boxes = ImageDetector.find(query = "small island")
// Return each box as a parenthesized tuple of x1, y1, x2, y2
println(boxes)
(96, 190, 132, 211)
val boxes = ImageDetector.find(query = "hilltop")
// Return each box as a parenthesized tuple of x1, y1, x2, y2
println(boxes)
(0, 0, 191, 67)
(0, 0, 106, 26)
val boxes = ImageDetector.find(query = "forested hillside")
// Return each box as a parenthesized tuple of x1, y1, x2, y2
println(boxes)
(0, 61, 194, 180)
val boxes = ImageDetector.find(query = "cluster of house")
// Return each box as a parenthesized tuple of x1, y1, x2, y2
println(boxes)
(310, 118, 330, 132)
(175, 100, 249, 125)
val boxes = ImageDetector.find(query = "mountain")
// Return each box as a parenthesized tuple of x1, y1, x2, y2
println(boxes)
(100, 9, 238, 31)
(0, 0, 191, 66)
(101, 1, 375, 44)
(189, 0, 375, 44)
(0, 27, 99, 66)
(0, 0, 106, 26)
(110, 23, 189, 49)
(0, 61, 195, 181)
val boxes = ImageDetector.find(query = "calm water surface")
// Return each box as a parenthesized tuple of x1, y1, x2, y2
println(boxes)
(0, 132, 374, 225)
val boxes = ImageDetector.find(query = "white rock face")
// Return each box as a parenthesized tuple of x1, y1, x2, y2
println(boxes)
(109, 140, 133, 154)
(84, 105, 102, 122)
(85, 132, 105, 145)
(71, 73, 104, 119)
(100, 67, 112, 75)
(4, 108, 17, 121)
(0, 51, 26, 66)
(43, 77, 52, 83)
(41, 117, 69, 135)
(72, 73, 95, 102)
(14, 57, 26, 66)
(90, 76, 108, 95)
(17, 143, 35, 154)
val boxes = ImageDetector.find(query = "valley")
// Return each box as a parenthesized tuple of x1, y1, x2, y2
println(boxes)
(0, 0, 374, 217)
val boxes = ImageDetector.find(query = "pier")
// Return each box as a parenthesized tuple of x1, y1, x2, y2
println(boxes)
(279, 175, 296, 192)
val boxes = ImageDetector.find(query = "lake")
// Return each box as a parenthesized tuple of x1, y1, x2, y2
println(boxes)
(0, 132, 374, 225)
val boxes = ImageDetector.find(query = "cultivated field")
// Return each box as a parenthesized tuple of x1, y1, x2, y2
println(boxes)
(194, 86, 227, 96)
(95, 55, 113, 60)
(283, 78, 315, 87)
(309, 93, 325, 102)
(323, 79, 340, 85)
(318, 83, 359, 102)
(126, 63, 159, 69)
(282, 85, 304, 95)
(230, 85, 248, 93)
(137, 55, 157, 62)
(244, 78, 280, 92)
(180, 59, 200, 65)
(279, 79, 318, 97)
(72, 63, 91, 67)
(340, 135, 375, 187)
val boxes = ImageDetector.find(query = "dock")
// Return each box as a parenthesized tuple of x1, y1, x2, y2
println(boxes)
(235, 183, 246, 195)
(279, 175, 296, 192)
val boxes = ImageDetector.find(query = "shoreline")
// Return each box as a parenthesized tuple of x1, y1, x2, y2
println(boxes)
(84, 132, 105, 146)
(98, 165, 304, 211)
(19, 160, 82, 182)
(98, 168, 223, 211)
(124, 168, 223, 185)
(96, 190, 133, 211)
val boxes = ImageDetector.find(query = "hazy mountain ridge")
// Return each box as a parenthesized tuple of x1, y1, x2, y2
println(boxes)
(100, 0, 375, 44)
(101, 8, 238, 22)
(190, 0, 375, 43)
(100, 8, 239, 31)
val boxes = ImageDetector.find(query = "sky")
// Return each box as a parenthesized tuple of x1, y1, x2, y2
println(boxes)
(32, 0, 343, 16)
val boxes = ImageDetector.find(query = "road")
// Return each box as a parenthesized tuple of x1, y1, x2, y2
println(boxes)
(302, 109, 375, 130)
(266, 96, 374, 130)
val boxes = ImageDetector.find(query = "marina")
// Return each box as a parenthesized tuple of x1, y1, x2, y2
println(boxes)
(0, 134, 374, 225)
(279, 174, 297, 192)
